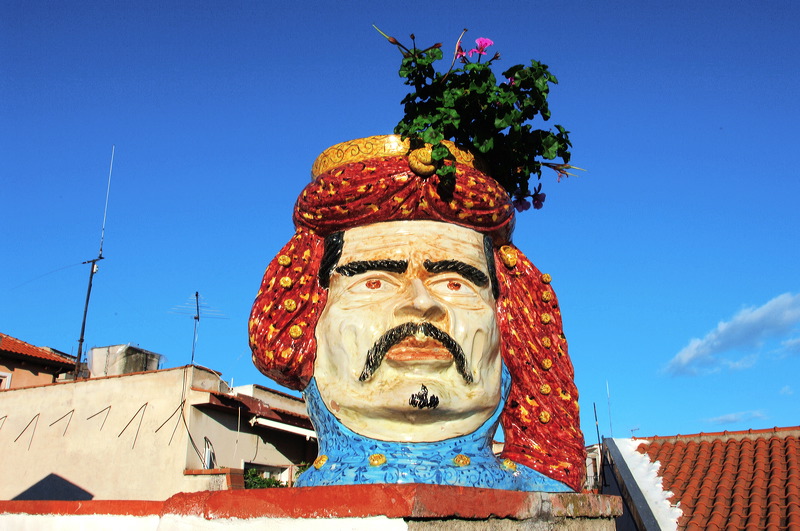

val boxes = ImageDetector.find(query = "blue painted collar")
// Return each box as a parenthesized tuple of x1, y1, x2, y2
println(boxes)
(297, 363, 571, 492)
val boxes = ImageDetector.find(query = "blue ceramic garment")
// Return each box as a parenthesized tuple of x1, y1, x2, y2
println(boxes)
(297, 363, 571, 492)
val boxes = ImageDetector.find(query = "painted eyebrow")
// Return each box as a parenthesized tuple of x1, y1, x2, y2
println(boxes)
(334, 260, 408, 277)
(423, 259, 489, 287)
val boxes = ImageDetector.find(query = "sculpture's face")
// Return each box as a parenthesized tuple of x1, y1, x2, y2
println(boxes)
(314, 220, 502, 442)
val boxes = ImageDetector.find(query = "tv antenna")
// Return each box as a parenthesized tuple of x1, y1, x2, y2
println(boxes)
(170, 292, 226, 365)
(606, 380, 614, 438)
(74, 146, 115, 378)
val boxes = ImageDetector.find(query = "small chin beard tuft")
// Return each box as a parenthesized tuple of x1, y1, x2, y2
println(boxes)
(408, 384, 439, 409)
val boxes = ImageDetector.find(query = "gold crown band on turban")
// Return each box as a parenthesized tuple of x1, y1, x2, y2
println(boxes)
(310, 135, 488, 181)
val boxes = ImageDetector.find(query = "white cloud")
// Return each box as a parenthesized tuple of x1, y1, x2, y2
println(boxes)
(781, 337, 800, 356)
(666, 292, 800, 375)
(706, 410, 766, 425)
(723, 354, 758, 371)
(780, 385, 794, 396)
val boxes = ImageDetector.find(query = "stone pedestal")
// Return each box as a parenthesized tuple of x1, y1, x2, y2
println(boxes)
(0, 484, 621, 530)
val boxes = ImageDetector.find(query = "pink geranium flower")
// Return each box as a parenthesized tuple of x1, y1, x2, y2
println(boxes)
(468, 37, 494, 57)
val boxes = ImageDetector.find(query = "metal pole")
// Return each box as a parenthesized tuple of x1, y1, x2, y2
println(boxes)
(190, 291, 200, 365)
(74, 257, 103, 378)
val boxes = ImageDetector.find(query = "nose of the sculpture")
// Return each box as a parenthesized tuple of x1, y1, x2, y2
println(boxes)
(396, 278, 446, 322)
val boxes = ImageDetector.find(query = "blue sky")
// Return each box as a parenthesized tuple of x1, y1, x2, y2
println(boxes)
(2, 1, 798, 441)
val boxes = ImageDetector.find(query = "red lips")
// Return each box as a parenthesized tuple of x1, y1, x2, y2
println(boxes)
(385, 336, 452, 362)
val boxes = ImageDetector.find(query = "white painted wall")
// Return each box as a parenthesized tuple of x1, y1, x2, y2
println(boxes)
(0, 513, 407, 531)
(0, 366, 313, 500)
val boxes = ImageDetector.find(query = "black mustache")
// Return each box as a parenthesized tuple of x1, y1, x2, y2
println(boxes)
(359, 322, 472, 383)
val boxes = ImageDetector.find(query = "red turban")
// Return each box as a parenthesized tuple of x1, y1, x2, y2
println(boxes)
(249, 136, 585, 491)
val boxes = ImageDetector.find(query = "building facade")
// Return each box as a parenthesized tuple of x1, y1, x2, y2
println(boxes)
(0, 362, 316, 500)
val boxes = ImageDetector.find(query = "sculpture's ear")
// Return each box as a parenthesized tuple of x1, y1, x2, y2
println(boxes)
(319, 231, 344, 289)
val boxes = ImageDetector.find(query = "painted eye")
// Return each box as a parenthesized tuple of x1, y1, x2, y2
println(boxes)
(447, 280, 462, 291)
(365, 279, 382, 290)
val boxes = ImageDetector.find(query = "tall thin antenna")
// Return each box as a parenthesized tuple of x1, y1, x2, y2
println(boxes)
(169, 292, 227, 366)
(593, 402, 602, 445)
(593, 402, 603, 489)
(191, 291, 200, 365)
(606, 380, 613, 438)
(98, 145, 114, 256)
(74, 146, 115, 378)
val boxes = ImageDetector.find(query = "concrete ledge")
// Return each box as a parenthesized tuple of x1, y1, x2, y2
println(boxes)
(184, 468, 245, 490)
(1, 484, 622, 529)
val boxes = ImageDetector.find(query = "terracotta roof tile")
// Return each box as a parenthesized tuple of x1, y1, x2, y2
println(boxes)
(0, 332, 75, 367)
(633, 426, 800, 530)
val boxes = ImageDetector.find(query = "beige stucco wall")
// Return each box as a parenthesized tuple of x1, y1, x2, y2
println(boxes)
(0, 359, 57, 389)
(0, 366, 313, 501)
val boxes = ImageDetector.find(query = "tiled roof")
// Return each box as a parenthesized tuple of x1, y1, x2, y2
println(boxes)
(0, 332, 75, 367)
(634, 427, 800, 530)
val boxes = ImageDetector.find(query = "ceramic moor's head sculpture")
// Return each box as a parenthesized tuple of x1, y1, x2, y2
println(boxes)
(249, 136, 585, 491)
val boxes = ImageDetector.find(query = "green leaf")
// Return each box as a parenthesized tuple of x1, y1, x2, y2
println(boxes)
(422, 128, 444, 145)
(431, 143, 452, 162)
(541, 134, 559, 159)
(477, 137, 494, 153)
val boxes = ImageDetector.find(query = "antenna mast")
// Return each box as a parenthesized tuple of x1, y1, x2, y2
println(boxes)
(170, 292, 226, 366)
(191, 291, 200, 365)
(74, 146, 115, 378)
(606, 380, 614, 438)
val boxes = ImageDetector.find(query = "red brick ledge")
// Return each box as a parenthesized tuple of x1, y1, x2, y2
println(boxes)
(0, 484, 621, 521)
(0, 499, 162, 517)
